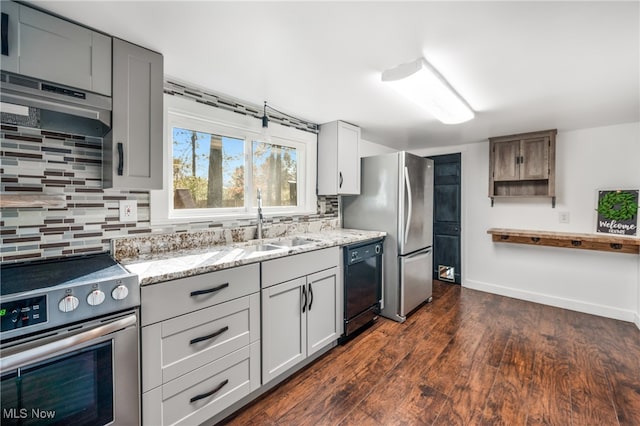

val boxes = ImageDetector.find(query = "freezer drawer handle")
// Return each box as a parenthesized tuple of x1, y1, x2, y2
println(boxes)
(190, 283, 229, 297)
(339, 172, 343, 189)
(189, 379, 229, 403)
(189, 326, 229, 345)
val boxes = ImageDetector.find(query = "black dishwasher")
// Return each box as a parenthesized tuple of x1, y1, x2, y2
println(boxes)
(342, 238, 384, 340)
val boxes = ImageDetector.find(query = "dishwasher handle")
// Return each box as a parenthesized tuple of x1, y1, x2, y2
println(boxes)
(0, 314, 137, 373)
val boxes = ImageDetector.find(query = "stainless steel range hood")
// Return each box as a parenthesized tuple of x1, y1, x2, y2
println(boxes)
(0, 72, 112, 137)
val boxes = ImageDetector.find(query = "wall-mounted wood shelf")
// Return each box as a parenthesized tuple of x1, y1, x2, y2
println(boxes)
(487, 228, 640, 255)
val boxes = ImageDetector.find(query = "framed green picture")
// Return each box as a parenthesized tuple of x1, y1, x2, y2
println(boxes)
(596, 189, 638, 236)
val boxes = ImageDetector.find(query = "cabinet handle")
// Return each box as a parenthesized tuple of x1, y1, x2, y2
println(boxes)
(515, 156, 520, 165)
(520, 156, 524, 164)
(190, 283, 229, 297)
(1, 13, 8, 56)
(189, 379, 229, 403)
(117, 142, 124, 176)
(307, 282, 313, 311)
(339, 172, 343, 189)
(189, 326, 229, 345)
(301, 285, 307, 313)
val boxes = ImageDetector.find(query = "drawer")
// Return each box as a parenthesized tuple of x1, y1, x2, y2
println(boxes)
(142, 263, 259, 325)
(261, 247, 339, 288)
(142, 341, 260, 426)
(142, 293, 259, 392)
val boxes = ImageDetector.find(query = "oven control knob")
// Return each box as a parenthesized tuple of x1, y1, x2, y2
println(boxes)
(111, 285, 129, 301)
(59, 295, 79, 313)
(87, 290, 106, 306)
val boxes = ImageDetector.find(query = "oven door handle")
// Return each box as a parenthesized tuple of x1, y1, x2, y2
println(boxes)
(0, 314, 137, 373)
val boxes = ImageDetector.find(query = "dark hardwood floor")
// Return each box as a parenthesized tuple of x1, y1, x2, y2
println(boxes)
(221, 281, 640, 425)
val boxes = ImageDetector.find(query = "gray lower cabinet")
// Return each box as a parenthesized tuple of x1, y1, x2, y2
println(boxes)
(1, 1, 111, 95)
(141, 264, 261, 426)
(105, 38, 163, 189)
(261, 247, 340, 384)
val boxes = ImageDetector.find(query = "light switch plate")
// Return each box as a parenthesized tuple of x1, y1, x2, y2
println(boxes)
(119, 200, 137, 222)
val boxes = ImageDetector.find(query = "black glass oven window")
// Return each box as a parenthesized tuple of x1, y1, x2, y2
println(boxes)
(1, 341, 113, 426)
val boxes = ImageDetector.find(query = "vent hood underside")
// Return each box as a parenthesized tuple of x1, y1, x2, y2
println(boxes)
(0, 72, 112, 138)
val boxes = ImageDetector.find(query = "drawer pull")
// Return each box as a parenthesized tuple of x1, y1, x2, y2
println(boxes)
(500, 235, 509, 240)
(190, 283, 229, 297)
(189, 326, 229, 345)
(189, 379, 229, 403)
(610, 243, 623, 250)
(571, 240, 582, 247)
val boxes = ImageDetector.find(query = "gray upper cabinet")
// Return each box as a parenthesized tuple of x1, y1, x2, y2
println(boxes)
(105, 38, 163, 190)
(317, 120, 361, 195)
(0, 1, 111, 95)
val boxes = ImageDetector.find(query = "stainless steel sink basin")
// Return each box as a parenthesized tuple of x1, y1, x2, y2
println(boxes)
(270, 238, 317, 248)
(242, 243, 283, 253)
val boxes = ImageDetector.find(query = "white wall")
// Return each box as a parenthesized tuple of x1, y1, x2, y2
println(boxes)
(359, 138, 396, 157)
(413, 122, 640, 326)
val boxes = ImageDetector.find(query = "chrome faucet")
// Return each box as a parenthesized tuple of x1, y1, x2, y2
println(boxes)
(257, 189, 264, 239)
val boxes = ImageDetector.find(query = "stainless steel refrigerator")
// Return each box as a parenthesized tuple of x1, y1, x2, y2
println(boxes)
(343, 151, 433, 322)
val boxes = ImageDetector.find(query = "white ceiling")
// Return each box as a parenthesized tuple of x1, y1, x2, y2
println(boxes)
(30, 1, 640, 150)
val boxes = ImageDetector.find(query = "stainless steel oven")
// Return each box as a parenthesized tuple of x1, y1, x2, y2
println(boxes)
(0, 254, 140, 426)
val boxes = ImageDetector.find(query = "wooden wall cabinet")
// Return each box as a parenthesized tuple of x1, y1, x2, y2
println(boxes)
(489, 129, 557, 207)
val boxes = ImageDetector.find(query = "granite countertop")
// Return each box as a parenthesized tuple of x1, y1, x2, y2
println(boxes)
(122, 228, 385, 285)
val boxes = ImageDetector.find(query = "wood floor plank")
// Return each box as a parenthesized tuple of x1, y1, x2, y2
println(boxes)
(480, 333, 536, 425)
(221, 281, 640, 426)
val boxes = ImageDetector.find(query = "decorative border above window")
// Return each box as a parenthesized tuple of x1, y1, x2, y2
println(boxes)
(164, 78, 319, 135)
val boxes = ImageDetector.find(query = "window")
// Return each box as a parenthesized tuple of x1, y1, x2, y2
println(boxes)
(151, 94, 317, 224)
(172, 128, 245, 209)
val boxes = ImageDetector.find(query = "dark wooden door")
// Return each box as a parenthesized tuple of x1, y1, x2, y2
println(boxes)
(428, 153, 461, 284)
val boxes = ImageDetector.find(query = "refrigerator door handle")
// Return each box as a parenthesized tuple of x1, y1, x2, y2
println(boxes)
(403, 166, 412, 245)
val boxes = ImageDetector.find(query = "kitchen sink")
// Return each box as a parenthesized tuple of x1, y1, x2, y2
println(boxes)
(242, 243, 284, 253)
(270, 238, 317, 248)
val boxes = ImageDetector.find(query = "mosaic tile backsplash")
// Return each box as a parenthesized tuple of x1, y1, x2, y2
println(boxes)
(0, 123, 338, 263)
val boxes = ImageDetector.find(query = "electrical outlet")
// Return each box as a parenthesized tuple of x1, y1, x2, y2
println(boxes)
(119, 200, 137, 223)
(559, 211, 570, 224)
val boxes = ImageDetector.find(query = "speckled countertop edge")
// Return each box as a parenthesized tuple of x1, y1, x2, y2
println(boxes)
(122, 229, 385, 286)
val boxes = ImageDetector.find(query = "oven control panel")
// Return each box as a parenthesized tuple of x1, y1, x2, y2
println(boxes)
(1, 296, 47, 332)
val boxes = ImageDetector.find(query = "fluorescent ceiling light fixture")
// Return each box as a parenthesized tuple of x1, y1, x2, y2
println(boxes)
(381, 57, 474, 124)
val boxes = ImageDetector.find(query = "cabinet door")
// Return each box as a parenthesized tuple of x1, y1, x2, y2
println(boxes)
(520, 136, 549, 180)
(306, 267, 340, 357)
(492, 140, 520, 181)
(0, 1, 19, 73)
(261, 277, 306, 384)
(13, 4, 111, 95)
(336, 121, 360, 194)
(108, 38, 163, 189)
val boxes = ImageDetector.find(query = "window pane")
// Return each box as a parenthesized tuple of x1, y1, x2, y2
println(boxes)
(252, 141, 298, 207)
(172, 127, 244, 209)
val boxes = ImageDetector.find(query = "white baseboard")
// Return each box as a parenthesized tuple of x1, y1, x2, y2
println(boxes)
(463, 279, 637, 324)
(635, 312, 640, 330)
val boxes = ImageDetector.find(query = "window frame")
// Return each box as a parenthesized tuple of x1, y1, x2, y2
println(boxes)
(150, 94, 317, 225)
